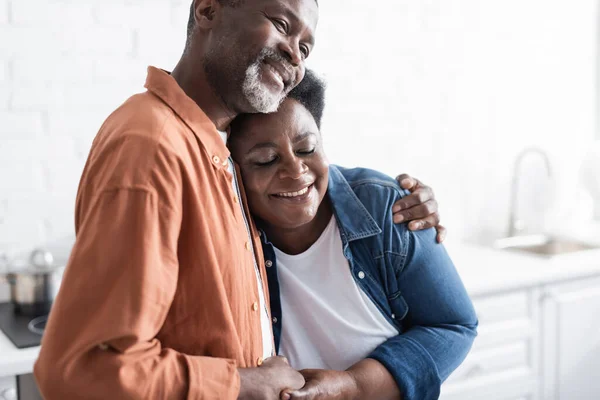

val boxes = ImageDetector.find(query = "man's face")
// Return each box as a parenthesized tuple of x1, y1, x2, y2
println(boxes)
(202, 0, 318, 114)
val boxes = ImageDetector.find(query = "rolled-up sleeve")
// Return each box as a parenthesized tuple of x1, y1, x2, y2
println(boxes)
(368, 226, 478, 400)
(34, 185, 240, 399)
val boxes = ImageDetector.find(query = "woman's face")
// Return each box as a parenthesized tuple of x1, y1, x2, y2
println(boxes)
(229, 98, 329, 230)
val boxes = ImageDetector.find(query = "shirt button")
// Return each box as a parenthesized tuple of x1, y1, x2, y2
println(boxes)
(212, 155, 220, 165)
(358, 271, 365, 279)
(252, 302, 259, 311)
(272, 317, 278, 323)
(265, 260, 273, 268)
(245, 241, 252, 251)
(257, 357, 263, 366)
(391, 313, 396, 319)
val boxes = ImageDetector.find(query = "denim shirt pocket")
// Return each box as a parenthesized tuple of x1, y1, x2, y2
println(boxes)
(388, 290, 409, 323)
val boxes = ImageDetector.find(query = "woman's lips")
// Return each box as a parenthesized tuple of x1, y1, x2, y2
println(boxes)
(271, 184, 314, 202)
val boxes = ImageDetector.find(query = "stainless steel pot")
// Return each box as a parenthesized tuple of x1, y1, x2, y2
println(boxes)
(0, 248, 65, 316)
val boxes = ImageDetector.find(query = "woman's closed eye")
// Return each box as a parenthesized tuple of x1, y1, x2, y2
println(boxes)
(254, 157, 278, 167)
(297, 148, 315, 155)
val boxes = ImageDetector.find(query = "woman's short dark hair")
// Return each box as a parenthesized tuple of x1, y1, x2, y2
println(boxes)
(287, 69, 326, 129)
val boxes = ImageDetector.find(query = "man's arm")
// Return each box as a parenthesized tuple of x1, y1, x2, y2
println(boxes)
(34, 186, 245, 399)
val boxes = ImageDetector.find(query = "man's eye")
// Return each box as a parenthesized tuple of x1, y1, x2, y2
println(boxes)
(272, 19, 288, 34)
(300, 44, 310, 58)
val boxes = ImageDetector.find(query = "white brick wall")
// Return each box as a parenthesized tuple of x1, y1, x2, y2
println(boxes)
(0, 0, 7, 24)
(0, 0, 188, 253)
(0, 0, 597, 257)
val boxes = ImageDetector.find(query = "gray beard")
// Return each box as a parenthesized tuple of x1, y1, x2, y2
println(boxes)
(242, 53, 286, 113)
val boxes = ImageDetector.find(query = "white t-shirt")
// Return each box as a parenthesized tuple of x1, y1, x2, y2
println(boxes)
(219, 130, 274, 359)
(277, 216, 399, 371)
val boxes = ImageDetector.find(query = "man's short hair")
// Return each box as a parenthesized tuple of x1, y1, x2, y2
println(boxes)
(287, 69, 326, 129)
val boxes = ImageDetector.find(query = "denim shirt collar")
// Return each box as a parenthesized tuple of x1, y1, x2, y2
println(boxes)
(327, 165, 382, 243)
(259, 165, 382, 245)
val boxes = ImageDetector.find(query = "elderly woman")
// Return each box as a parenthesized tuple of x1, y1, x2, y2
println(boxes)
(228, 71, 477, 400)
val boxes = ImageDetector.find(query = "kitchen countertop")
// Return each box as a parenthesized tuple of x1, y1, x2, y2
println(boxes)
(0, 331, 40, 377)
(2, 240, 600, 378)
(445, 240, 600, 297)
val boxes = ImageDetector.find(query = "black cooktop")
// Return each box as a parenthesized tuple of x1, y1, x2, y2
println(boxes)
(0, 303, 46, 349)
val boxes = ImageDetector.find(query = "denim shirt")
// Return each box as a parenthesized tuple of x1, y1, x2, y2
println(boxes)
(260, 165, 478, 400)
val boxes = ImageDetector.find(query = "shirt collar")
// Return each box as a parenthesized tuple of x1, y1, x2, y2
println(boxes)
(327, 165, 382, 242)
(144, 66, 230, 167)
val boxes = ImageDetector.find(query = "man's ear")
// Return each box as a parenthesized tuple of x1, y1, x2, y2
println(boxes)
(194, 0, 222, 29)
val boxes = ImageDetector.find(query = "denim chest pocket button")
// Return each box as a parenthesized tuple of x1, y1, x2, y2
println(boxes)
(389, 291, 409, 321)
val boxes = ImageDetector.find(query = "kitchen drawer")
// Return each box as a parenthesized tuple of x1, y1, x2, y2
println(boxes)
(441, 367, 537, 400)
(446, 339, 531, 384)
(472, 291, 530, 325)
(0, 376, 16, 400)
(473, 318, 534, 349)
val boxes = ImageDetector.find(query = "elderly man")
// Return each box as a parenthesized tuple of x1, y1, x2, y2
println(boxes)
(34, 0, 442, 399)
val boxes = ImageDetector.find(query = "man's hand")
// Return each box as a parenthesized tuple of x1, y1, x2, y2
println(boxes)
(281, 369, 358, 400)
(393, 174, 446, 243)
(238, 356, 305, 400)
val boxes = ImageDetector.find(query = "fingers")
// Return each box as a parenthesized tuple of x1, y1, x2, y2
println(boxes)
(281, 391, 292, 400)
(435, 225, 447, 243)
(396, 174, 417, 190)
(392, 189, 434, 214)
(263, 355, 289, 367)
(286, 381, 320, 400)
(393, 200, 438, 224)
(406, 212, 440, 230)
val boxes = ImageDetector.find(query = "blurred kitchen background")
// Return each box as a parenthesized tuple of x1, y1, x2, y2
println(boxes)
(1, 0, 599, 251)
(1, 0, 600, 399)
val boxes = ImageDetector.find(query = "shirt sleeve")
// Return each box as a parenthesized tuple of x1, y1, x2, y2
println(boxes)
(368, 226, 478, 400)
(34, 186, 240, 399)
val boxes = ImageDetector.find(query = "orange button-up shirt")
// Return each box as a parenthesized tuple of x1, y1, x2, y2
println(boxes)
(34, 67, 270, 400)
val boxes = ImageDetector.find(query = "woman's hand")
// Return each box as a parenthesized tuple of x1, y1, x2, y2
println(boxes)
(280, 369, 359, 400)
(393, 174, 446, 243)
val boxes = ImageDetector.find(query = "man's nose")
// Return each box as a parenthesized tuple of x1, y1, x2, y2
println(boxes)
(278, 39, 302, 67)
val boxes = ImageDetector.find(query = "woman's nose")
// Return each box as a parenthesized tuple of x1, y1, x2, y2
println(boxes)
(279, 157, 307, 180)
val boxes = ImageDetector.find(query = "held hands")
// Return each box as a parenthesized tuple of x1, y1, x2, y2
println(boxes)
(393, 174, 446, 243)
(238, 356, 305, 400)
(280, 369, 360, 400)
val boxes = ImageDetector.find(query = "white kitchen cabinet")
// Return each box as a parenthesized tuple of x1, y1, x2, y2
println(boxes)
(541, 275, 600, 400)
(441, 273, 600, 400)
(440, 288, 541, 400)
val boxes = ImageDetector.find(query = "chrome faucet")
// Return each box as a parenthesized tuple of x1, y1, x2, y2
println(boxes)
(507, 147, 552, 237)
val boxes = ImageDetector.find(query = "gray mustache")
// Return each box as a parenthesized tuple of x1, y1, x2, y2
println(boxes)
(257, 48, 295, 82)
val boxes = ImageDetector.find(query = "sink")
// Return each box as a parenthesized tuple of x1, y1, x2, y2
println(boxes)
(493, 235, 600, 256)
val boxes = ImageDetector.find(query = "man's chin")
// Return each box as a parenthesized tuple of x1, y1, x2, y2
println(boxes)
(245, 94, 284, 114)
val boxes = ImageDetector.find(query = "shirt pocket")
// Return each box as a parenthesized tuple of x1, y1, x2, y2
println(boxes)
(388, 290, 409, 323)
